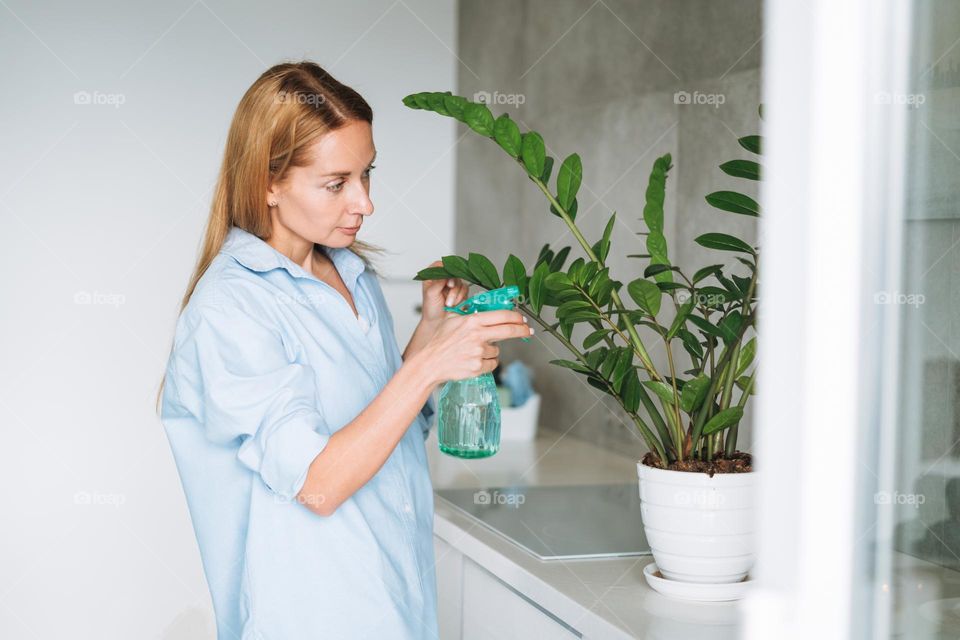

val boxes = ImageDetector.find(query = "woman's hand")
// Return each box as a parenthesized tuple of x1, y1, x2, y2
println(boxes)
(419, 260, 469, 325)
(418, 309, 533, 385)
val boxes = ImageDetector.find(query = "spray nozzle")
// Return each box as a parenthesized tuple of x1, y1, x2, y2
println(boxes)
(444, 285, 529, 342)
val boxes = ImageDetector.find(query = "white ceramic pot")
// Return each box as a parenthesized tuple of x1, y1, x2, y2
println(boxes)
(637, 462, 756, 584)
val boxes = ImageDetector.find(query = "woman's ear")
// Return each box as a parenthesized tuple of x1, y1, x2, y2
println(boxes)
(266, 183, 280, 208)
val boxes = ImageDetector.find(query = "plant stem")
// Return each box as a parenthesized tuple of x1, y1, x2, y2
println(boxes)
(517, 302, 668, 462)
(530, 176, 661, 382)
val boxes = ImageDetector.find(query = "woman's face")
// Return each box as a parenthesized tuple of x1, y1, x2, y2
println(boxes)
(268, 119, 376, 248)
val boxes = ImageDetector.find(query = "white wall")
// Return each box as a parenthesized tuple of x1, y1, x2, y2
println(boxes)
(0, 1, 456, 637)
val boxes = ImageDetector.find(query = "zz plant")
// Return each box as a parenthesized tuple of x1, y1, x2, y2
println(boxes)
(404, 91, 760, 469)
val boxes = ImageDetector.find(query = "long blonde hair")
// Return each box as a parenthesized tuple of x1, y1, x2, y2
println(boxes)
(157, 61, 383, 410)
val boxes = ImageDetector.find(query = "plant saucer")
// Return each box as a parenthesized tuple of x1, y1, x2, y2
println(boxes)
(643, 562, 751, 602)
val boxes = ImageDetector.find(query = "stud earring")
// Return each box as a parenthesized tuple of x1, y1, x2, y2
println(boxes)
(269, 201, 277, 207)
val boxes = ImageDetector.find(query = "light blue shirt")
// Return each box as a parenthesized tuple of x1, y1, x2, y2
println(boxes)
(160, 226, 439, 639)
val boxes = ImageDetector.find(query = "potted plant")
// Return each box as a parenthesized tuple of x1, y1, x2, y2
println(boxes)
(404, 91, 759, 588)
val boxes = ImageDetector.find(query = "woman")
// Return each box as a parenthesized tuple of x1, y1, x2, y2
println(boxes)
(158, 61, 532, 639)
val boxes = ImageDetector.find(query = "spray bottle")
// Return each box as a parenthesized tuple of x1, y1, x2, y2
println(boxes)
(436, 285, 526, 458)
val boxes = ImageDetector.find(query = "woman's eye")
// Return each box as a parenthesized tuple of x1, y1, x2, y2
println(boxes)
(326, 181, 344, 193)
(363, 164, 376, 178)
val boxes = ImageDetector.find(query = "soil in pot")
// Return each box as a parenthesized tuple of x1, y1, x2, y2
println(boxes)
(641, 451, 753, 476)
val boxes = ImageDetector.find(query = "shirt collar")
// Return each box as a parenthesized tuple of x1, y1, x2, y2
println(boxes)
(220, 226, 366, 289)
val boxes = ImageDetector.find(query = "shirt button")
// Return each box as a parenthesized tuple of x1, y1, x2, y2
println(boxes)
(358, 315, 369, 332)
(403, 503, 412, 514)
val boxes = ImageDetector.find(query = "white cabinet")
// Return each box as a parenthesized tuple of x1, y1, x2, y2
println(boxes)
(434, 536, 581, 639)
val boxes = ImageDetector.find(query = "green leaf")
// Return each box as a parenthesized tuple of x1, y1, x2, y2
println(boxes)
(736, 375, 755, 394)
(463, 102, 494, 136)
(680, 374, 711, 413)
(556, 154, 583, 210)
(719, 160, 761, 181)
(402, 94, 421, 109)
(540, 156, 555, 184)
(612, 348, 634, 390)
(705, 191, 760, 217)
(739, 134, 762, 154)
(441, 255, 472, 280)
(687, 314, 725, 338)
(622, 369, 641, 413)
(628, 279, 662, 317)
(666, 298, 695, 339)
(737, 337, 756, 377)
(557, 300, 595, 318)
(702, 407, 744, 435)
(718, 311, 743, 344)
(529, 261, 549, 314)
(426, 92, 450, 116)
(443, 94, 467, 121)
(680, 328, 704, 361)
(468, 253, 501, 289)
(549, 246, 571, 272)
(549, 197, 578, 221)
(550, 359, 591, 374)
(642, 154, 671, 233)
(692, 264, 723, 284)
(583, 328, 609, 349)
(642, 380, 677, 406)
(493, 114, 522, 158)
(521, 132, 546, 177)
(644, 264, 676, 278)
(544, 271, 573, 291)
(596, 212, 616, 263)
(695, 233, 756, 254)
(414, 266, 450, 281)
(503, 254, 527, 295)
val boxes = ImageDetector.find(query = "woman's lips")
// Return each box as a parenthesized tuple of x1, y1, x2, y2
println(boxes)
(339, 225, 361, 234)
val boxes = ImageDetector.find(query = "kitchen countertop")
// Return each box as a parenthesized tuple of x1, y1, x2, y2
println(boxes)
(426, 430, 743, 639)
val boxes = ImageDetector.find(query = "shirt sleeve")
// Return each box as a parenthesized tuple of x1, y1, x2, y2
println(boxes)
(420, 392, 436, 441)
(172, 303, 330, 501)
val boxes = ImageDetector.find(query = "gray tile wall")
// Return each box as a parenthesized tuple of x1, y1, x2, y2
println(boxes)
(453, 0, 763, 457)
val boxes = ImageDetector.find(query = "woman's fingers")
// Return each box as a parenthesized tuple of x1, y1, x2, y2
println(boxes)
(471, 309, 526, 326)
(483, 321, 534, 343)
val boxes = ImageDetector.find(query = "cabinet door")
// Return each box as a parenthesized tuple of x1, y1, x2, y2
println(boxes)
(461, 558, 580, 639)
(434, 536, 464, 639)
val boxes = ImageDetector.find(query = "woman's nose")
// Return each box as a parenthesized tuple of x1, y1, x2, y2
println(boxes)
(352, 183, 374, 217)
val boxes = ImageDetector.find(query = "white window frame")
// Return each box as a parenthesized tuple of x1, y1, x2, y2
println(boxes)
(744, 1, 912, 638)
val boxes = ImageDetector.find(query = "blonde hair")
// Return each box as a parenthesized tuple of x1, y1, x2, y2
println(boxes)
(157, 61, 383, 410)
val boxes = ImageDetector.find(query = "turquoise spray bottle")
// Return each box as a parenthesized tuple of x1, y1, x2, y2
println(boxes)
(436, 285, 527, 459)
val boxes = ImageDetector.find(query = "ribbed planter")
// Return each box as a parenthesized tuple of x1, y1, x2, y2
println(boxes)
(637, 462, 756, 584)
